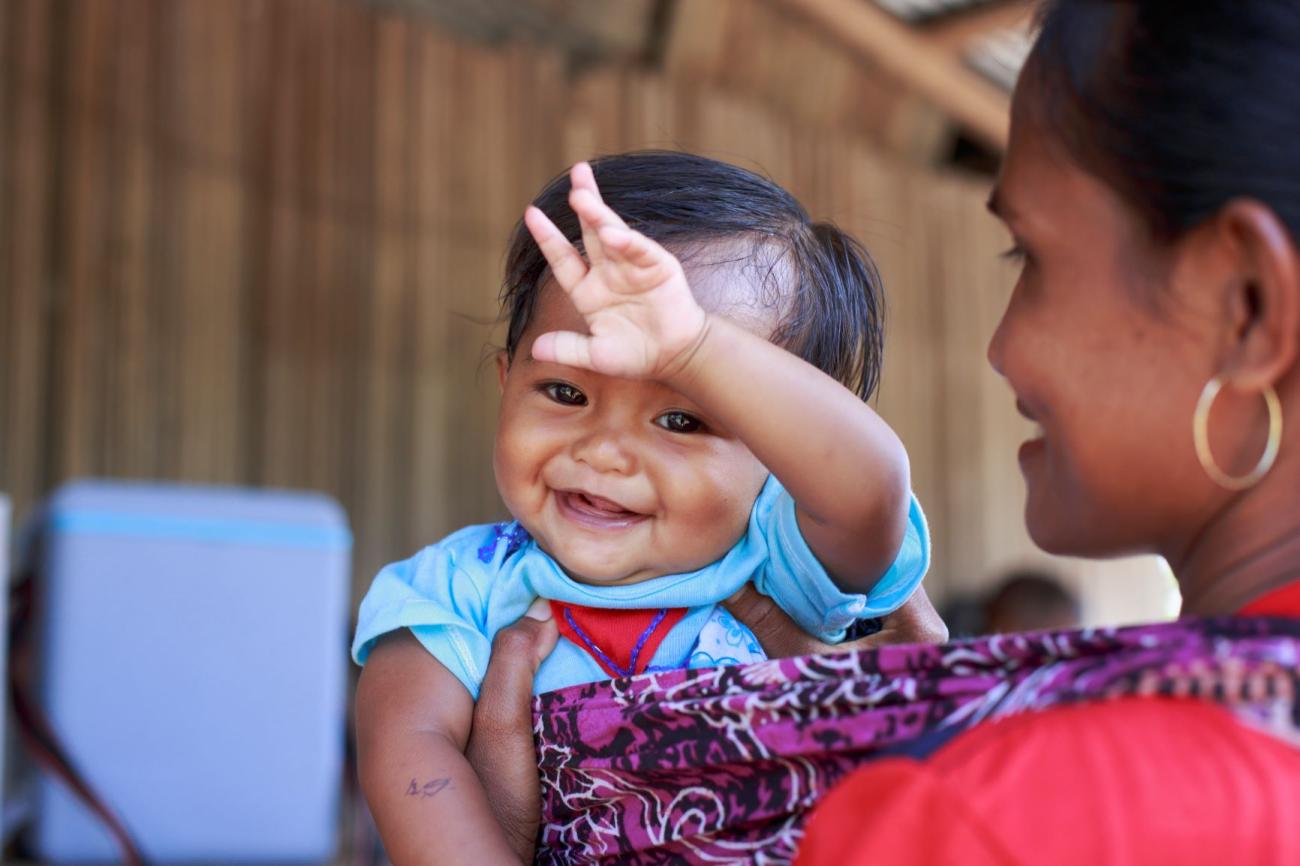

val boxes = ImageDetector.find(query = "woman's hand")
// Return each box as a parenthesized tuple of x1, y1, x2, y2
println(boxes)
(723, 585, 948, 658)
(523, 162, 709, 380)
(465, 602, 558, 863)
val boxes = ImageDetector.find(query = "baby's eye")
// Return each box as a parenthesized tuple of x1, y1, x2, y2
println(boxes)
(542, 382, 587, 406)
(655, 411, 702, 434)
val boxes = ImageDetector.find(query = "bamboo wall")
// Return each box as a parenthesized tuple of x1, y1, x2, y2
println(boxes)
(0, 0, 1173, 622)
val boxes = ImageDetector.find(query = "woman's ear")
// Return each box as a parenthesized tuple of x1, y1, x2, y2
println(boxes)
(1212, 199, 1300, 389)
(496, 349, 510, 392)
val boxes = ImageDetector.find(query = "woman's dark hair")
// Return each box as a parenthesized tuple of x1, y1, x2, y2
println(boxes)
(501, 151, 886, 401)
(1024, 0, 1300, 241)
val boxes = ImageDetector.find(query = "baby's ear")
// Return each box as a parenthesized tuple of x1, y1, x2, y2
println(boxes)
(496, 349, 510, 392)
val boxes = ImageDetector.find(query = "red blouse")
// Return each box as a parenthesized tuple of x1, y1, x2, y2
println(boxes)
(796, 584, 1300, 866)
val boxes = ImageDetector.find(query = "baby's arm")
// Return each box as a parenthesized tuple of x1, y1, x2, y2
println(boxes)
(665, 313, 909, 592)
(355, 630, 522, 866)
(526, 163, 909, 594)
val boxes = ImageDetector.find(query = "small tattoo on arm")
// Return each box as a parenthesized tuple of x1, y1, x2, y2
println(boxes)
(406, 777, 452, 799)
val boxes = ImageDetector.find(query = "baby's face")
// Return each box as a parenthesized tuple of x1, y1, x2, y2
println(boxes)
(494, 262, 777, 586)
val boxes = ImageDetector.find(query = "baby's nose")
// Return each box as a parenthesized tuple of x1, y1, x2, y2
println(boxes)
(571, 429, 636, 475)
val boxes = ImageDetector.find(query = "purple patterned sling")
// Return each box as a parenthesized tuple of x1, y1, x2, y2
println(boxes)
(531, 615, 1300, 864)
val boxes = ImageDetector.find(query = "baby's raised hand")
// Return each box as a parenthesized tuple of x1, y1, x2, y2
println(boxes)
(524, 163, 708, 380)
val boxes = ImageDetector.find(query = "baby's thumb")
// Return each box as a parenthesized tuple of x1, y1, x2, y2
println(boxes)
(531, 330, 594, 371)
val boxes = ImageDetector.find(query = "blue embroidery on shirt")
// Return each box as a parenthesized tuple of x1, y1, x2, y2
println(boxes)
(688, 606, 766, 670)
(476, 522, 532, 564)
(689, 651, 744, 668)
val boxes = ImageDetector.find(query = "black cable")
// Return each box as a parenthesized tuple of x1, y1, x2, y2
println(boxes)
(8, 572, 150, 866)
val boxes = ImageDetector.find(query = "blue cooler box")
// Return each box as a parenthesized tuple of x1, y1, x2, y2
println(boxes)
(26, 480, 351, 863)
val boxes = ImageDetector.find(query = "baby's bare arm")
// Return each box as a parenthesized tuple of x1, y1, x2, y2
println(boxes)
(667, 315, 910, 592)
(355, 631, 522, 866)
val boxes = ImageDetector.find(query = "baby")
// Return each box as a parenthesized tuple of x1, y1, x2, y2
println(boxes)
(353, 152, 930, 864)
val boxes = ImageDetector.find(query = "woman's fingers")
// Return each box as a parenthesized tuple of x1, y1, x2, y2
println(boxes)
(840, 588, 949, 651)
(524, 205, 588, 292)
(723, 584, 830, 658)
(466, 600, 558, 863)
(724, 584, 949, 660)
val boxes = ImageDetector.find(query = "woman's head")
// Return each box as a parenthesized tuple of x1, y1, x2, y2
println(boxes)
(988, 0, 1300, 567)
(1024, 1, 1300, 241)
(493, 152, 889, 584)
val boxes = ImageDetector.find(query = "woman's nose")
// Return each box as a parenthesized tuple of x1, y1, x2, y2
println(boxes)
(987, 315, 1009, 377)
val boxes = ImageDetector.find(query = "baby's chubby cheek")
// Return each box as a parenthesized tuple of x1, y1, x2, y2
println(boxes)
(663, 459, 768, 557)
(491, 418, 544, 523)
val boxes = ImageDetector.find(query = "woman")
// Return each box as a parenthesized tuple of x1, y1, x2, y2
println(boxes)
(795, 1, 1300, 863)
(470, 0, 1300, 861)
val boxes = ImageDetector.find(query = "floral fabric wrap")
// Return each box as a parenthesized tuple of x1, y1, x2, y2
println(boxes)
(532, 616, 1300, 864)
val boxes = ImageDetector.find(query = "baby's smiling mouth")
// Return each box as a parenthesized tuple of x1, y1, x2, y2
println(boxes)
(554, 488, 648, 529)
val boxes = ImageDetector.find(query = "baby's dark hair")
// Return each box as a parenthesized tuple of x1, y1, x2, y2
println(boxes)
(501, 151, 886, 401)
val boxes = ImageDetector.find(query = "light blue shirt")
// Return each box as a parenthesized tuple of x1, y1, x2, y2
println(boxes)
(352, 475, 930, 698)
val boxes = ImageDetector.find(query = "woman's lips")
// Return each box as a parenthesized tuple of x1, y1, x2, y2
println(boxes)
(1015, 399, 1046, 446)
(554, 489, 648, 531)
(1018, 436, 1046, 465)
(1018, 419, 1046, 466)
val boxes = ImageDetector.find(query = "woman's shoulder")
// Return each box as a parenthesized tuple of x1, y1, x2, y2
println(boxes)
(798, 697, 1300, 866)
(927, 697, 1299, 785)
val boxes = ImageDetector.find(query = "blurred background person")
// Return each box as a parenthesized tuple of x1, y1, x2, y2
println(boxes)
(982, 568, 1080, 634)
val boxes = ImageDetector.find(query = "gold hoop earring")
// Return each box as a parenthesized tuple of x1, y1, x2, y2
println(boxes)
(1192, 376, 1283, 491)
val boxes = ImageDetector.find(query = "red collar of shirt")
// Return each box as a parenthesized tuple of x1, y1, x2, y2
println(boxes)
(550, 601, 687, 679)
(1237, 580, 1300, 617)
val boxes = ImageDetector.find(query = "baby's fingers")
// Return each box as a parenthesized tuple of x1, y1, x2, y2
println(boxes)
(524, 206, 588, 292)
(598, 225, 673, 281)
(569, 178, 630, 269)
(570, 161, 601, 199)
(569, 186, 630, 233)
(570, 161, 622, 217)
(569, 162, 619, 270)
(531, 330, 595, 370)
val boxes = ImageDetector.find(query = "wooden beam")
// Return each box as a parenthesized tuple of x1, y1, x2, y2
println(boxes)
(773, 0, 1010, 150)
